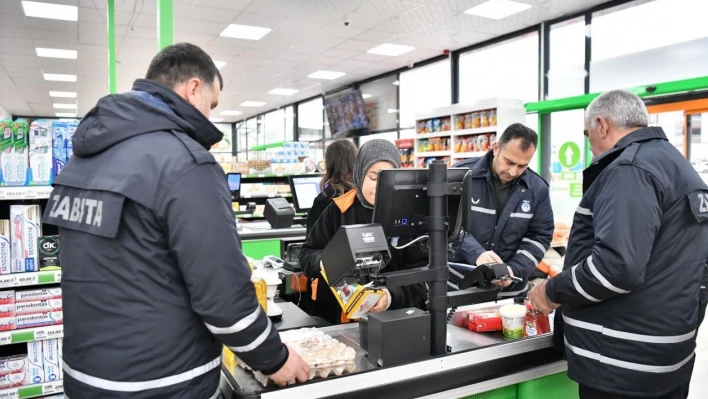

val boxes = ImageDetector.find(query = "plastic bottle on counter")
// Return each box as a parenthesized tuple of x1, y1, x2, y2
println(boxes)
(251, 275, 268, 313)
(524, 299, 551, 337)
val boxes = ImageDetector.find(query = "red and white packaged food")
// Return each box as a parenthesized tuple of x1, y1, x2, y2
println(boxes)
(468, 310, 503, 332)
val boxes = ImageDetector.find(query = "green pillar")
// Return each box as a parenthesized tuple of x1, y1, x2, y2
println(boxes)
(107, 0, 116, 94)
(157, 0, 174, 50)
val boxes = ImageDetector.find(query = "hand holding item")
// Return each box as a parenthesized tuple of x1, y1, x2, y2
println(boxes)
(370, 289, 391, 313)
(492, 266, 516, 288)
(528, 279, 560, 315)
(476, 251, 503, 266)
(269, 345, 310, 387)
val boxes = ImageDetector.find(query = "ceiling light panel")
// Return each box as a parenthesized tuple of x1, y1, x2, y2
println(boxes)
(36, 48, 78, 59)
(308, 71, 346, 80)
(220, 111, 243, 116)
(49, 91, 77, 98)
(367, 43, 415, 57)
(210, 118, 224, 123)
(241, 101, 267, 107)
(53, 103, 77, 109)
(55, 112, 77, 118)
(214, 61, 226, 69)
(22, 1, 78, 21)
(44, 74, 77, 82)
(464, 0, 532, 20)
(220, 24, 272, 40)
(268, 88, 300, 96)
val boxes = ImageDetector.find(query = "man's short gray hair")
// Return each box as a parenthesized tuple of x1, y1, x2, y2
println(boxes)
(585, 90, 649, 130)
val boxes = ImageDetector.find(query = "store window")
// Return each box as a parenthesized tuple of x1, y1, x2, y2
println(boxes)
(525, 113, 539, 172)
(459, 32, 539, 105)
(548, 17, 586, 99)
(264, 109, 285, 145)
(298, 97, 324, 142)
(649, 112, 684, 156)
(548, 110, 586, 224)
(360, 75, 399, 132)
(359, 131, 398, 146)
(689, 113, 708, 183)
(399, 60, 451, 129)
(285, 106, 294, 141)
(590, 0, 708, 92)
(246, 118, 257, 150)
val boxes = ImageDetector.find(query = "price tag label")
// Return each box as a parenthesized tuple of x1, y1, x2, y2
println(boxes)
(24, 190, 36, 198)
(0, 334, 12, 346)
(0, 389, 17, 399)
(16, 275, 38, 286)
(0, 191, 7, 200)
(276, 173, 284, 177)
(55, 271, 62, 282)
(45, 326, 63, 339)
(0, 276, 17, 288)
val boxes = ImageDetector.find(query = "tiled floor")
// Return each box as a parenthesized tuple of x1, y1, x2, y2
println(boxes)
(688, 324, 707, 398)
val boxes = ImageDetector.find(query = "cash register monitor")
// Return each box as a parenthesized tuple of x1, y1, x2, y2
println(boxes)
(226, 173, 241, 201)
(372, 168, 469, 239)
(288, 174, 322, 212)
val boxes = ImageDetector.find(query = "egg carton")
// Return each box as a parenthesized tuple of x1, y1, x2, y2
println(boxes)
(236, 328, 357, 386)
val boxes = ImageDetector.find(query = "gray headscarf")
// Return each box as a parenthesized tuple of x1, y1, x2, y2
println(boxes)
(353, 139, 402, 208)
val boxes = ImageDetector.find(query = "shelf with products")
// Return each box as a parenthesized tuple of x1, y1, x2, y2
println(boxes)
(0, 271, 61, 289)
(0, 187, 53, 201)
(0, 325, 63, 346)
(0, 381, 63, 399)
(413, 98, 526, 167)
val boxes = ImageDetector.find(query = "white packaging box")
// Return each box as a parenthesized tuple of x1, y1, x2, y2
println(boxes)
(28, 120, 52, 186)
(16, 311, 62, 329)
(0, 303, 15, 318)
(15, 298, 61, 315)
(0, 372, 29, 389)
(0, 290, 14, 305)
(27, 341, 44, 384)
(57, 338, 62, 380)
(0, 355, 26, 376)
(0, 316, 16, 331)
(0, 220, 10, 275)
(15, 288, 61, 303)
(10, 205, 41, 273)
(42, 339, 59, 382)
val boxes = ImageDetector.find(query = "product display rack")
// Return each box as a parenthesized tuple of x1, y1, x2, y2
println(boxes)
(0, 380, 63, 399)
(0, 270, 61, 289)
(414, 99, 527, 167)
(0, 325, 63, 346)
(0, 187, 53, 201)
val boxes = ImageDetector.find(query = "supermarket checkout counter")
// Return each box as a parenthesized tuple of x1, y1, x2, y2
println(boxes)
(239, 222, 307, 240)
(219, 303, 565, 399)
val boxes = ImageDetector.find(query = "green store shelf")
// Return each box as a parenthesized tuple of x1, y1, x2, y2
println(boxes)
(0, 325, 64, 346)
(459, 384, 517, 399)
(0, 380, 63, 398)
(517, 372, 578, 399)
(0, 270, 61, 289)
(250, 142, 287, 151)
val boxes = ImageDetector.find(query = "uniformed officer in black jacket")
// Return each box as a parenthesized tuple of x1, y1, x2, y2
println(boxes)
(43, 43, 309, 398)
(453, 124, 554, 293)
(529, 90, 708, 399)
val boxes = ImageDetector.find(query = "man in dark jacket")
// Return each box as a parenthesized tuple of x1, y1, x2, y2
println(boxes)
(453, 124, 554, 292)
(43, 43, 309, 398)
(529, 90, 708, 399)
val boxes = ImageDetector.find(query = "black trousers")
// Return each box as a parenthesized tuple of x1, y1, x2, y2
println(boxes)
(579, 384, 688, 399)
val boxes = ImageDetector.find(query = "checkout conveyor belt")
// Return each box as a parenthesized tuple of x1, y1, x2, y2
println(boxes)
(220, 312, 564, 399)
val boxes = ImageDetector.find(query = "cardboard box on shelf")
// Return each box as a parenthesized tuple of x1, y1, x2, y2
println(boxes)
(0, 220, 10, 275)
(15, 298, 62, 315)
(42, 339, 60, 382)
(10, 205, 41, 273)
(16, 311, 62, 329)
(27, 341, 44, 384)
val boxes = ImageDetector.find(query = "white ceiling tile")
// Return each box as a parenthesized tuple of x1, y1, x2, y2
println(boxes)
(239, 48, 287, 59)
(0, 13, 27, 27)
(79, 21, 107, 34)
(476, 20, 531, 35)
(494, 5, 564, 26)
(232, 12, 288, 28)
(334, 59, 376, 69)
(183, 6, 240, 23)
(174, 31, 216, 46)
(259, 29, 311, 44)
(293, 0, 370, 21)
(324, 48, 363, 59)
(0, 25, 30, 39)
(31, 29, 79, 43)
(400, 6, 460, 25)
(0, 1, 24, 15)
(348, 10, 392, 30)
(276, 19, 328, 33)
(425, 0, 486, 12)
(317, 24, 366, 39)
(194, 0, 253, 10)
(355, 30, 401, 43)
(208, 36, 254, 51)
(119, 37, 158, 50)
(274, 52, 313, 63)
(25, 18, 78, 32)
(448, 13, 492, 29)
(337, 39, 381, 51)
(350, 53, 391, 63)
(357, 0, 423, 18)
(299, 35, 346, 48)
(373, 18, 430, 35)
(450, 30, 495, 46)
(288, 43, 332, 55)
(1, 44, 36, 56)
(245, 0, 309, 17)
(125, 26, 156, 39)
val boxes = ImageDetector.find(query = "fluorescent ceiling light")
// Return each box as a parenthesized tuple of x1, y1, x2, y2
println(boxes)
(362, 94, 372, 99)
(392, 80, 400, 86)
(22, 1, 78, 21)
(214, 60, 226, 69)
(268, 88, 299, 96)
(241, 101, 267, 107)
(53, 103, 77, 109)
(367, 43, 415, 57)
(308, 71, 346, 80)
(49, 91, 77, 98)
(55, 112, 77, 118)
(220, 110, 243, 116)
(464, 0, 532, 19)
(36, 48, 77, 59)
(44, 73, 76, 82)
(387, 109, 398, 114)
(210, 118, 224, 123)
(220, 24, 271, 40)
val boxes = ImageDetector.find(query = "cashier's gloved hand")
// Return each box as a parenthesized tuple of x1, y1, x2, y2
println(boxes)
(269, 345, 310, 387)
(370, 289, 391, 313)
(476, 251, 503, 267)
(528, 279, 560, 315)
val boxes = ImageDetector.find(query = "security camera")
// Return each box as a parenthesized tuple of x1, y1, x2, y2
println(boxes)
(344, 19, 351, 27)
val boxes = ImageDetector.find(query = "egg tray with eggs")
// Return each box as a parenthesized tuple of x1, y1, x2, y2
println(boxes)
(237, 328, 357, 386)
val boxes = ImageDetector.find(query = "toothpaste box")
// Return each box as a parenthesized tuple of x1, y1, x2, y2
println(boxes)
(0, 355, 26, 376)
(29, 119, 52, 186)
(0, 220, 10, 275)
(15, 288, 61, 303)
(65, 120, 78, 161)
(0, 317, 16, 331)
(0, 304, 14, 318)
(12, 119, 29, 186)
(16, 311, 62, 329)
(0, 120, 15, 186)
(27, 341, 44, 384)
(57, 338, 63, 380)
(42, 339, 60, 382)
(51, 121, 66, 178)
(38, 235, 60, 271)
(0, 372, 29, 389)
(0, 291, 14, 305)
(10, 205, 41, 273)
(15, 298, 61, 315)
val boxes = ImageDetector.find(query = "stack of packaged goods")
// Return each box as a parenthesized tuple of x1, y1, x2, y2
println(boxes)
(416, 117, 451, 134)
(0, 288, 63, 331)
(0, 119, 77, 187)
(0, 338, 63, 389)
(455, 109, 498, 131)
(1, 205, 61, 276)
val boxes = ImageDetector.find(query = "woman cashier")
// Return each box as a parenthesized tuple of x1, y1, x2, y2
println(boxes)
(299, 139, 428, 325)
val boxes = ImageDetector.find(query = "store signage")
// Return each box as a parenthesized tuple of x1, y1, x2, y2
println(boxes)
(559, 142, 581, 169)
